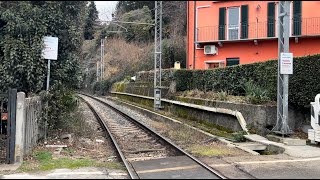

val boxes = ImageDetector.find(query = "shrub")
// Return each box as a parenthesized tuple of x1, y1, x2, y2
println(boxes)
(174, 54, 320, 108)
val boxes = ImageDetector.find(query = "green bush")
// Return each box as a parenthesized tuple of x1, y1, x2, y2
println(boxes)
(174, 54, 320, 108)
(91, 79, 114, 96)
(174, 70, 193, 91)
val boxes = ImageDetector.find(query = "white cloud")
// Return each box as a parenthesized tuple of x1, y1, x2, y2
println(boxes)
(95, 1, 118, 21)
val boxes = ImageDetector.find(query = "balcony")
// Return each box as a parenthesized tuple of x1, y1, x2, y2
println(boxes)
(196, 17, 320, 43)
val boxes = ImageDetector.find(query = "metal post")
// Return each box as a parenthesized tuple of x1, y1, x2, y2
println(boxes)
(272, 1, 292, 135)
(46, 60, 51, 91)
(7, 88, 16, 164)
(100, 39, 103, 81)
(96, 61, 99, 82)
(154, 1, 162, 110)
(102, 38, 105, 80)
(44, 59, 51, 141)
(193, 1, 196, 70)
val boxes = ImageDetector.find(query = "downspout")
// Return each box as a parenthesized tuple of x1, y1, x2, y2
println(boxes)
(193, 1, 196, 69)
(187, 1, 189, 69)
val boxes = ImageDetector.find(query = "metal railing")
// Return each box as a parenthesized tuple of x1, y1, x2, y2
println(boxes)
(197, 17, 320, 42)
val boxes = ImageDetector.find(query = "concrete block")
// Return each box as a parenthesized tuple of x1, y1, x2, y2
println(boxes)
(283, 138, 306, 146)
(235, 142, 267, 151)
(266, 134, 284, 143)
(244, 134, 268, 141)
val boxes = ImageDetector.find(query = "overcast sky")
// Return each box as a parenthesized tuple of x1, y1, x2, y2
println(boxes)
(95, 1, 118, 21)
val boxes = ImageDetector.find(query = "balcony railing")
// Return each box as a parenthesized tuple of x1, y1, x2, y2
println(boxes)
(196, 17, 320, 43)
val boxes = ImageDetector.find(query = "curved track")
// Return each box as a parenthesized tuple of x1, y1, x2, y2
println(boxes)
(78, 93, 226, 179)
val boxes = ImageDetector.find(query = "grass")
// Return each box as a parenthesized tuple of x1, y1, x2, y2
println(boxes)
(18, 150, 124, 172)
(187, 144, 237, 157)
(187, 145, 227, 156)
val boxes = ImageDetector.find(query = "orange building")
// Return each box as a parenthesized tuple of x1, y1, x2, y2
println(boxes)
(187, 1, 320, 69)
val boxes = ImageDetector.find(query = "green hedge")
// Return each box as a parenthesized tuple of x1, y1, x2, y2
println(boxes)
(174, 54, 320, 108)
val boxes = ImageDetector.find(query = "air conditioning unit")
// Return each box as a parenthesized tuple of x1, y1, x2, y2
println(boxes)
(204, 45, 217, 55)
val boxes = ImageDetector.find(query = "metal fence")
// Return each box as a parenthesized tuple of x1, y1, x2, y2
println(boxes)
(0, 89, 17, 164)
(24, 96, 44, 156)
(197, 17, 320, 42)
(0, 94, 8, 164)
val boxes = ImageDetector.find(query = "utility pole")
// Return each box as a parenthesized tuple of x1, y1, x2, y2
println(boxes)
(154, 1, 163, 110)
(100, 38, 105, 81)
(96, 60, 99, 82)
(272, 1, 292, 135)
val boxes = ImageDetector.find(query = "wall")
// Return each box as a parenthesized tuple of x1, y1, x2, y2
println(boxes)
(15, 92, 43, 163)
(110, 90, 304, 136)
(194, 38, 320, 69)
(187, 1, 320, 69)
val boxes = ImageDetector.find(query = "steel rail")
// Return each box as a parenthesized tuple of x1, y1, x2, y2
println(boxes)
(78, 95, 139, 179)
(78, 93, 226, 179)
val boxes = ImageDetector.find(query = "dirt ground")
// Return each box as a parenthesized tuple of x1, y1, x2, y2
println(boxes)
(0, 101, 124, 175)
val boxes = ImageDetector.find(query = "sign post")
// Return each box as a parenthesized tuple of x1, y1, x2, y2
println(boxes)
(42, 36, 58, 141)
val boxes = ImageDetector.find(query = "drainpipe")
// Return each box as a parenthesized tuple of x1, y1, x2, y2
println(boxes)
(193, 1, 196, 69)
(187, 1, 189, 69)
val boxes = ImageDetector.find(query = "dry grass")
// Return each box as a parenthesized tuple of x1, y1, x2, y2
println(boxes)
(187, 142, 246, 157)
(103, 38, 154, 80)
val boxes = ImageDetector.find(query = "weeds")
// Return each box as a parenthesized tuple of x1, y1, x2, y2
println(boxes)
(243, 80, 269, 104)
(19, 150, 124, 172)
(216, 90, 228, 101)
(231, 131, 247, 142)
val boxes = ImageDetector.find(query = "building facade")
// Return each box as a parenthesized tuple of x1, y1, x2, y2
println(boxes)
(187, 1, 320, 69)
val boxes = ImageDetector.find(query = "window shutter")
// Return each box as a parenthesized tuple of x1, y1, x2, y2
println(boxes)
(293, 1, 302, 35)
(241, 5, 248, 39)
(267, 2, 275, 37)
(219, 7, 226, 40)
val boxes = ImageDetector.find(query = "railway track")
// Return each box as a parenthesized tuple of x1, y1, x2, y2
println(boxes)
(78, 93, 226, 179)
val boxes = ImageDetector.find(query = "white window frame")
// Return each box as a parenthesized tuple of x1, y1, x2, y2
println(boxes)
(204, 60, 225, 69)
(226, 6, 241, 40)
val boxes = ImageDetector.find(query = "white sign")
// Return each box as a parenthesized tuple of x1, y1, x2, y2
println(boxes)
(42, 36, 58, 60)
(280, 53, 293, 74)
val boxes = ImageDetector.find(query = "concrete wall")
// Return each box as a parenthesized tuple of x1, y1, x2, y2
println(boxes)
(111, 91, 304, 136)
(15, 93, 43, 163)
(112, 92, 244, 134)
(175, 96, 304, 135)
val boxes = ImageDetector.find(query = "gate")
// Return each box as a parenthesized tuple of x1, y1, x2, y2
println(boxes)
(0, 89, 17, 164)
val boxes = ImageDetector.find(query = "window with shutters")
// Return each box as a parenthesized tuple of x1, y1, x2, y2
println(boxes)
(267, 2, 275, 37)
(293, 1, 302, 36)
(241, 5, 248, 39)
(219, 7, 226, 40)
